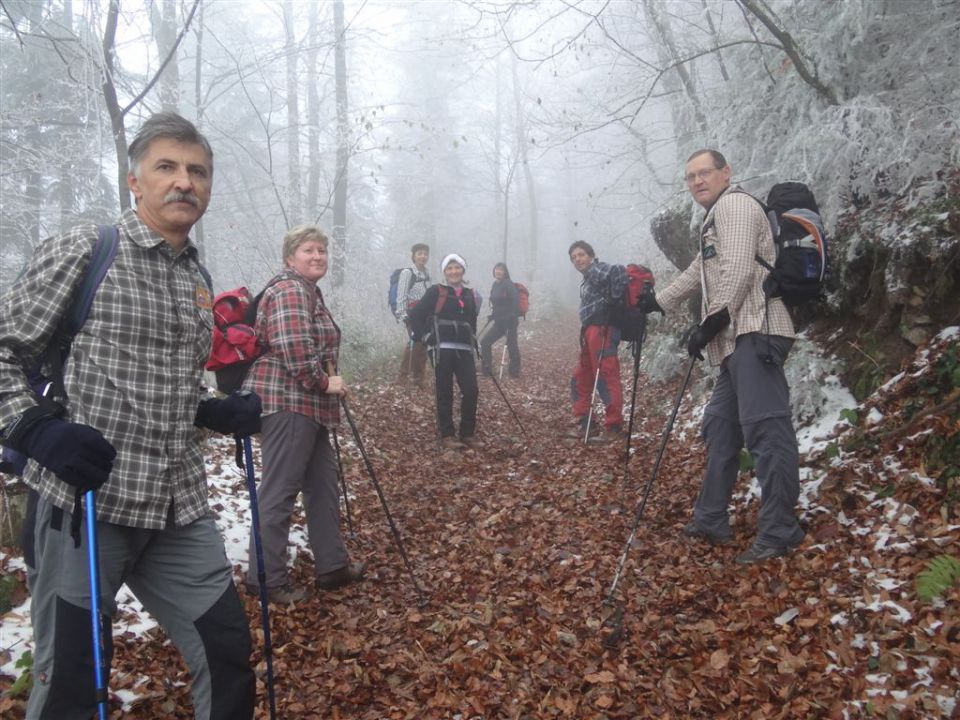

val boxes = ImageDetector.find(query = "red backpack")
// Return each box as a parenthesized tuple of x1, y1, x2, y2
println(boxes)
(206, 287, 266, 393)
(611, 264, 655, 343)
(515, 282, 530, 318)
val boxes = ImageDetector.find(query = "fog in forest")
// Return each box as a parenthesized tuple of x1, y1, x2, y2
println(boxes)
(2, 0, 957, 366)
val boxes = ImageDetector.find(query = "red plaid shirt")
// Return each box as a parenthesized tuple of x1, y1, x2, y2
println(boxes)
(242, 269, 340, 427)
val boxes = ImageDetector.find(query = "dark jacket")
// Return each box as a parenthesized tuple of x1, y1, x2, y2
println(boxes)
(409, 284, 478, 347)
(489, 279, 520, 324)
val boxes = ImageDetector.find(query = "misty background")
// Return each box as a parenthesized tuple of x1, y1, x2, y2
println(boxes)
(1, 0, 957, 369)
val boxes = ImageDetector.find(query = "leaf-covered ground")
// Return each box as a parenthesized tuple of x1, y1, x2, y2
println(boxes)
(2, 321, 958, 719)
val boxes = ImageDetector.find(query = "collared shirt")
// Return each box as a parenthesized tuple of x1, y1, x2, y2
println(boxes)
(657, 186, 795, 365)
(243, 269, 340, 427)
(0, 209, 215, 528)
(578, 260, 626, 325)
(395, 265, 431, 321)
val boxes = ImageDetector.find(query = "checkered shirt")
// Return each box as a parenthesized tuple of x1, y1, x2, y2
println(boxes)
(0, 210, 215, 528)
(242, 269, 341, 427)
(395, 266, 431, 322)
(657, 186, 795, 365)
(578, 259, 626, 325)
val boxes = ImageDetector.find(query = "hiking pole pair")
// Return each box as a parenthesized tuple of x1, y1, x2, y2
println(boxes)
(326, 360, 427, 606)
(237, 436, 277, 720)
(602, 357, 696, 649)
(338, 396, 428, 607)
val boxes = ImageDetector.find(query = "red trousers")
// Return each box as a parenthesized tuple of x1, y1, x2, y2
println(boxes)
(571, 324, 623, 429)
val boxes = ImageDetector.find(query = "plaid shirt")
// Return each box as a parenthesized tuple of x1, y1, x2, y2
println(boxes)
(579, 259, 626, 325)
(657, 186, 795, 365)
(0, 210, 215, 529)
(243, 269, 340, 427)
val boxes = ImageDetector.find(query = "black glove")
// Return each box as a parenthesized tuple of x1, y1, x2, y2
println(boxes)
(2, 407, 115, 491)
(195, 390, 262, 437)
(639, 291, 665, 315)
(687, 308, 731, 360)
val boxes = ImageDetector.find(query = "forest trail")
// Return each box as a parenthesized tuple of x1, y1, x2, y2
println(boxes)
(72, 319, 960, 717)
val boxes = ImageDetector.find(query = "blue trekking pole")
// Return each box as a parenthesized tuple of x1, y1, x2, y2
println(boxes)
(240, 436, 277, 720)
(84, 491, 108, 720)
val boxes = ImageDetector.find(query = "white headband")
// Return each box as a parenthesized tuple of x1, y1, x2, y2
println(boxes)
(440, 253, 466, 274)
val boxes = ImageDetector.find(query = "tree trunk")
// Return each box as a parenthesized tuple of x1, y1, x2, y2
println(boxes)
(644, 0, 708, 137)
(305, 0, 321, 221)
(58, 0, 76, 229)
(193, 1, 206, 264)
(283, 0, 302, 224)
(150, 0, 180, 112)
(511, 55, 538, 282)
(493, 58, 504, 257)
(102, 0, 130, 210)
(332, 0, 349, 286)
(701, 0, 730, 81)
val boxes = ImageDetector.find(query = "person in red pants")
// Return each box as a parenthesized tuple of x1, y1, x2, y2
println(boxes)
(568, 241, 626, 441)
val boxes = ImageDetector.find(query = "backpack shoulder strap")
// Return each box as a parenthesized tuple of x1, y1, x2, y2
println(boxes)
(63, 224, 120, 338)
(41, 225, 120, 400)
(196, 263, 213, 292)
(435, 285, 448, 314)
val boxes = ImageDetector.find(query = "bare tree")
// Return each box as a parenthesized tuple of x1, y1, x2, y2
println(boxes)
(305, 0, 322, 221)
(737, 0, 839, 106)
(283, 0, 302, 223)
(331, 0, 349, 286)
(150, 0, 181, 112)
(511, 54, 539, 281)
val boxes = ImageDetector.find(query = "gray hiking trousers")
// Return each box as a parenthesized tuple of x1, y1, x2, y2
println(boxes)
(694, 333, 805, 548)
(246, 411, 348, 589)
(26, 497, 254, 720)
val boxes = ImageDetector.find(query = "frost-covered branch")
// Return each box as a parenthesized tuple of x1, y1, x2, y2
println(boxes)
(737, 0, 839, 106)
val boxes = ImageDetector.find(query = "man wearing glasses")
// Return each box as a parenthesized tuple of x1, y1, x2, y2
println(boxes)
(646, 149, 805, 565)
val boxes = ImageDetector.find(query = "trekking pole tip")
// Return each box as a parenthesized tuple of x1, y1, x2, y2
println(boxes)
(600, 604, 626, 650)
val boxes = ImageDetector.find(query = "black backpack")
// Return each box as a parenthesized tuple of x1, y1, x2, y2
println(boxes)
(752, 182, 829, 307)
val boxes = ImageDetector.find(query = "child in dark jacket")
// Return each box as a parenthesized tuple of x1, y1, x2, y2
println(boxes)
(409, 254, 482, 450)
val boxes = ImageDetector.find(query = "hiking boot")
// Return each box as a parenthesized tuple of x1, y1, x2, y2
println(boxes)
(461, 435, 485, 450)
(682, 521, 733, 547)
(441, 436, 466, 450)
(602, 425, 625, 442)
(315, 562, 366, 591)
(567, 421, 601, 440)
(245, 583, 308, 604)
(735, 541, 800, 565)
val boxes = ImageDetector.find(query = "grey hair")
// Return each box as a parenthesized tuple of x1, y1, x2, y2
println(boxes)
(686, 148, 728, 169)
(282, 225, 329, 261)
(128, 112, 213, 178)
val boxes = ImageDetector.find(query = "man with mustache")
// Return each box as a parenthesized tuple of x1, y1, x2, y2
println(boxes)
(0, 113, 259, 719)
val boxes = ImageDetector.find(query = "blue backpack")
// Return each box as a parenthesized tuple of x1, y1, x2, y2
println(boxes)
(387, 268, 408, 315)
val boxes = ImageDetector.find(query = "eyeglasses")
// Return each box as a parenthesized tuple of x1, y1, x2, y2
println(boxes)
(684, 168, 718, 185)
